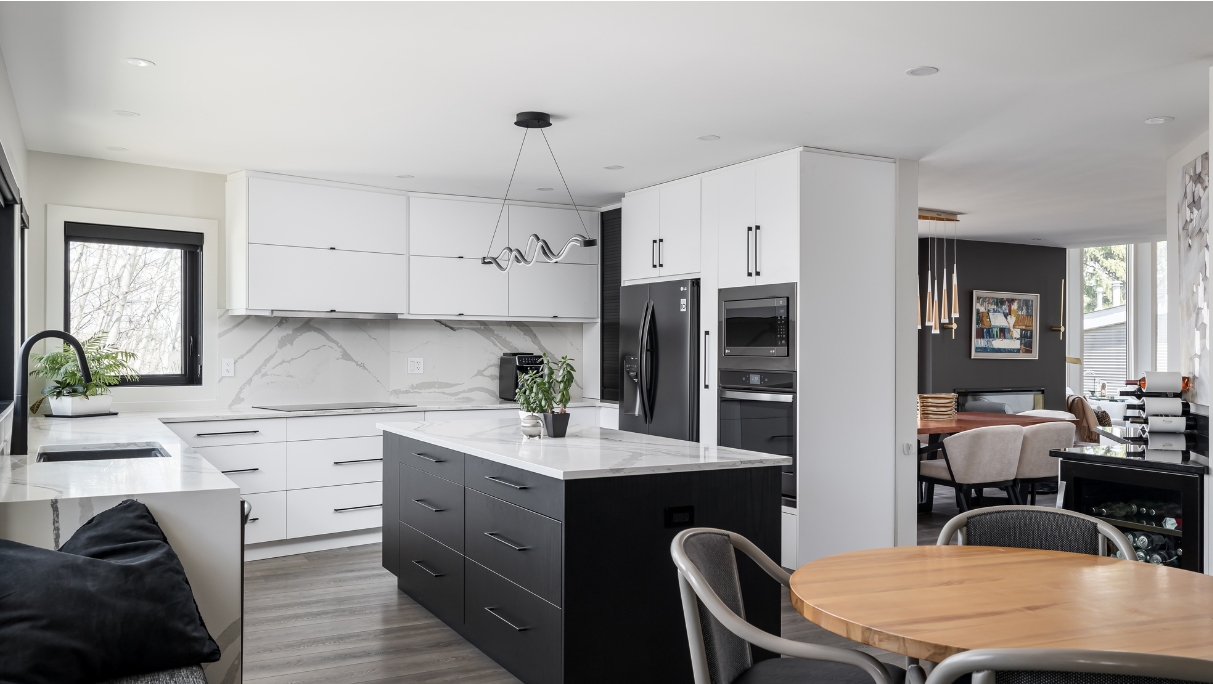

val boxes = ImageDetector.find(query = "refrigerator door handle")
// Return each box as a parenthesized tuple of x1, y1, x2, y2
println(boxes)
(638, 300, 653, 423)
(746, 226, 753, 277)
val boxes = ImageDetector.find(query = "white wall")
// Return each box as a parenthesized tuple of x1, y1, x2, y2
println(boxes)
(1164, 131, 1210, 397)
(0, 44, 26, 190)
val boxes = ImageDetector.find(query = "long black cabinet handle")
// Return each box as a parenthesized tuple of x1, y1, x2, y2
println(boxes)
(658, 238, 664, 267)
(412, 452, 444, 463)
(221, 467, 260, 474)
(746, 226, 753, 277)
(484, 475, 528, 490)
(196, 430, 260, 437)
(333, 504, 382, 513)
(484, 606, 529, 631)
(334, 458, 383, 465)
(411, 560, 444, 577)
(754, 225, 761, 276)
(651, 239, 657, 268)
(412, 499, 445, 512)
(703, 331, 710, 390)
(484, 531, 530, 550)
(247, 517, 260, 523)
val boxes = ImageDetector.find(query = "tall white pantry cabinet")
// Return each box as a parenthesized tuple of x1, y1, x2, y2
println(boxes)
(621, 147, 914, 568)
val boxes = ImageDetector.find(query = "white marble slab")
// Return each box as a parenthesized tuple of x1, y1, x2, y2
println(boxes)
(378, 419, 792, 480)
(157, 399, 609, 423)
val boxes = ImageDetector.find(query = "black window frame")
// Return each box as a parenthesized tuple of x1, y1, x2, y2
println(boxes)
(64, 221, 203, 387)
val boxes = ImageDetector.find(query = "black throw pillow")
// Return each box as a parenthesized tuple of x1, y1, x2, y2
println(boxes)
(0, 499, 220, 684)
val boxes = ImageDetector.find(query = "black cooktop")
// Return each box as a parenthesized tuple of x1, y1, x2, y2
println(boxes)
(253, 401, 417, 412)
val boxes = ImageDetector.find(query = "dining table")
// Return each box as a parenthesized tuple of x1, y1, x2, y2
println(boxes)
(789, 545, 1213, 664)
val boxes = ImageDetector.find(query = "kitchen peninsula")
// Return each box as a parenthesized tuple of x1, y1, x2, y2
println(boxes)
(380, 419, 791, 684)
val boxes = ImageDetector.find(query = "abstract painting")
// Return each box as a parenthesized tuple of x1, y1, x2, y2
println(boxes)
(971, 290, 1039, 360)
(1178, 152, 1209, 404)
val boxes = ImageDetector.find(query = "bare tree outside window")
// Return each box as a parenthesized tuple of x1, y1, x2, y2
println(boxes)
(68, 242, 183, 375)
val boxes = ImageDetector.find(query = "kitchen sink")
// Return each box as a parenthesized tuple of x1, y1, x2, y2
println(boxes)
(36, 442, 171, 462)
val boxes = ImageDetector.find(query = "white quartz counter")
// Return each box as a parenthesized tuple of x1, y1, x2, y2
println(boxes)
(156, 399, 608, 422)
(378, 419, 792, 480)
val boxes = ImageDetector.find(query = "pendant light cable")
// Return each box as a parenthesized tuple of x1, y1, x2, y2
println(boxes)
(540, 128, 588, 234)
(485, 128, 530, 257)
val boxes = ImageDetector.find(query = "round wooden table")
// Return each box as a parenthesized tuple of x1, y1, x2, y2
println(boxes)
(789, 545, 1213, 663)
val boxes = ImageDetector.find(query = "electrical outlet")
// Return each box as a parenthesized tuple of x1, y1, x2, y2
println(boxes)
(408, 358, 424, 374)
(221, 358, 235, 377)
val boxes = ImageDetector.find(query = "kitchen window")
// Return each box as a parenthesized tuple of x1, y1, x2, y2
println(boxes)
(64, 222, 202, 386)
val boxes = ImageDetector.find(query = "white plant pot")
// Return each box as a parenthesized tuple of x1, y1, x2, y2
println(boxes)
(48, 394, 113, 416)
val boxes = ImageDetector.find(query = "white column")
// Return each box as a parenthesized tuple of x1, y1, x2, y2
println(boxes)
(1066, 248, 1084, 394)
(894, 159, 920, 549)
(1127, 242, 1157, 380)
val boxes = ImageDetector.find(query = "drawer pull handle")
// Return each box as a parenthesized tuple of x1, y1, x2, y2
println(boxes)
(196, 430, 260, 437)
(413, 452, 444, 463)
(334, 458, 383, 465)
(333, 504, 383, 513)
(484, 531, 530, 551)
(221, 468, 260, 474)
(247, 517, 260, 523)
(484, 475, 528, 490)
(411, 560, 444, 577)
(484, 606, 529, 632)
(412, 499, 445, 512)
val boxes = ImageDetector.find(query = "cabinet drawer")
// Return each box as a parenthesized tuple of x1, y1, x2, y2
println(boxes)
(467, 455, 563, 520)
(386, 433, 463, 484)
(196, 443, 287, 494)
(166, 418, 286, 447)
(242, 491, 286, 544)
(465, 559, 562, 684)
(398, 522, 464, 627)
(465, 488, 562, 606)
(286, 482, 382, 539)
(400, 464, 465, 553)
(288, 412, 419, 441)
(287, 436, 383, 489)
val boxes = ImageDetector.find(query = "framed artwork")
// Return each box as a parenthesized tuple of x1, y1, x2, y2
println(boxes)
(971, 290, 1039, 360)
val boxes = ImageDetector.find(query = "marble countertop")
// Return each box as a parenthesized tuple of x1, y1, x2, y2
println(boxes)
(157, 399, 609, 423)
(378, 419, 792, 480)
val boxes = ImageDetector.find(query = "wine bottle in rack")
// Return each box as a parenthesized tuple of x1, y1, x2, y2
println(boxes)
(1149, 550, 1180, 566)
(1147, 415, 1198, 432)
(1125, 373, 1191, 392)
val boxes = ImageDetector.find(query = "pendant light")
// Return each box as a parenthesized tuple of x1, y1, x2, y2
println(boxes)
(925, 219, 935, 330)
(919, 209, 962, 337)
(481, 112, 598, 271)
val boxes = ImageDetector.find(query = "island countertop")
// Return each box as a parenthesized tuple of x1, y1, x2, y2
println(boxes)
(378, 419, 791, 480)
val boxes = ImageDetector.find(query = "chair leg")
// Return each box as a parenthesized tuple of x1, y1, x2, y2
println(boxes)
(1004, 485, 1020, 505)
(958, 487, 974, 512)
(1030, 482, 1038, 506)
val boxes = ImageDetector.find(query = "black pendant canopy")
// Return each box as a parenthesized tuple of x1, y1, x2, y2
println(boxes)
(514, 111, 552, 129)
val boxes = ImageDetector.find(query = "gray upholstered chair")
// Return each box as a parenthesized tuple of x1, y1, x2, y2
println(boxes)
(671, 528, 905, 684)
(919, 425, 1024, 511)
(1014, 421, 1076, 505)
(99, 666, 208, 684)
(924, 648, 1213, 684)
(936, 505, 1136, 558)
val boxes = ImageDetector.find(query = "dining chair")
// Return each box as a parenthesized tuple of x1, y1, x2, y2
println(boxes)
(671, 528, 905, 684)
(1013, 421, 1076, 505)
(923, 648, 1213, 684)
(918, 425, 1024, 511)
(936, 505, 1136, 558)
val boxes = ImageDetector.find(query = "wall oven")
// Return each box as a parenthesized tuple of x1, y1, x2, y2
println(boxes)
(718, 370, 796, 507)
(719, 283, 795, 371)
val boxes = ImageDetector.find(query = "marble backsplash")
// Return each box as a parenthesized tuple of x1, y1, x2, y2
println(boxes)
(216, 316, 584, 409)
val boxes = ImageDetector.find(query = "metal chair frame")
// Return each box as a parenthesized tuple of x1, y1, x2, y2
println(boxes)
(936, 505, 1136, 559)
(925, 648, 1213, 684)
(671, 527, 894, 684)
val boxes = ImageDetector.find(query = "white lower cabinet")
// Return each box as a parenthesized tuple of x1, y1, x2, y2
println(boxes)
(287, 436, 383, 490)
(508, 262, 597, 318)
(195, 443, 287, 494)
(243, 491, 287, 544)
(409, 256, 509, 317)
(287, 482, 383, 538)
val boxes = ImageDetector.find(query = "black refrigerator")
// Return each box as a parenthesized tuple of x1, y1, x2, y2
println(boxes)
(619, 279, 699, 441)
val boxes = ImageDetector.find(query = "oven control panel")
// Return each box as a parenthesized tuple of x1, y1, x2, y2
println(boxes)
(719, 370, 795, 390)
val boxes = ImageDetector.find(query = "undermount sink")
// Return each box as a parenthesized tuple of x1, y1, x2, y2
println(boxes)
(36, 442, 171, 462)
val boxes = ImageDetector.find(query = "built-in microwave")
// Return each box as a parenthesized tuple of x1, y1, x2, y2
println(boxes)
(719, 283, 795, 371)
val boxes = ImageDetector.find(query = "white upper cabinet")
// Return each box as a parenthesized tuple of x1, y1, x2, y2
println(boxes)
(246, 177, 407, 254)
(410, 197, 508, 258)
(509, 263, 597, 319)
(507, 205, 600, 265)
(715, 162, 757, 289)
(657, 177, 701, 277)
(714, 152, 800, 288)
(410, 256, 509, 317)
(621, 189, 660, 281)
(247, 244, 407, 313)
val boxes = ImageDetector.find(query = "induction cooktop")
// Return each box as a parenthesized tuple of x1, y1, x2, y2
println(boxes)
(252, 401, 417, 412)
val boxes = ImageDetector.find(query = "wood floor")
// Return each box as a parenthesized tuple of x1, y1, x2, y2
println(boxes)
(243, 543, 901, 683)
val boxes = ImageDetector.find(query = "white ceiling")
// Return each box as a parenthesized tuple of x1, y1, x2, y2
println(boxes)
(0, 2, 1210, 247)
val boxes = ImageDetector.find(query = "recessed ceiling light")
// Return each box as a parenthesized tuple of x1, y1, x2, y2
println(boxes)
(105, 146, 128, 151)
(1145, 116, 1174, 125)
(114, 110, 140, 117)
(124, 58, 155, 67)
(604, 165, 624, 170)
(698, 135, 720, 141)
(906, 66, 939, 76)
(396, 174, 414, 179)
(536, 187, 553, 191)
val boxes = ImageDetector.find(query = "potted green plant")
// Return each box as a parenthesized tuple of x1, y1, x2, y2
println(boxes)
(516, 371, 551, 438)
(540, 354, 576, 438)
(28, 332, 139, 416)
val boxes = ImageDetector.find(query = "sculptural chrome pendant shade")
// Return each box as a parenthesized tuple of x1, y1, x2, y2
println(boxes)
(481, 111, 598, 272)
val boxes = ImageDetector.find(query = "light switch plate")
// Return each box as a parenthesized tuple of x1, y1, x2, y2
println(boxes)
(408, 358, 424, 374)
(221, 358, 235, 377)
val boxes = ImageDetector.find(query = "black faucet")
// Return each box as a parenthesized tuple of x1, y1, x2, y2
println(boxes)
(11, 330, 93, 456)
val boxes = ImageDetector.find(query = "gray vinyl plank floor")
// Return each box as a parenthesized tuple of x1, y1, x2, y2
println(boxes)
(243, 543, 901, 683)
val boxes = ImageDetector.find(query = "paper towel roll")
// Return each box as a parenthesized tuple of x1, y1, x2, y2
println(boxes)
(1147, 415, 1188, 433)
(1147, 432, 1187, 450)
(1144, 397, 1184, 416)
(1144, 371, 1183, 393)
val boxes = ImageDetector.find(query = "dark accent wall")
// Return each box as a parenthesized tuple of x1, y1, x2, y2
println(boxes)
(918, 239, 1067, 410)
(600, 208, 621, 401)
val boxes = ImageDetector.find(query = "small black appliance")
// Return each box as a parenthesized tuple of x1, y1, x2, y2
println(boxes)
(499, 352, 544, 401)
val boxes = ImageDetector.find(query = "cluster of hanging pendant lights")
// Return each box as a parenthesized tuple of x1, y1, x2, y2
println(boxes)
(919, 210, 960, 337)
